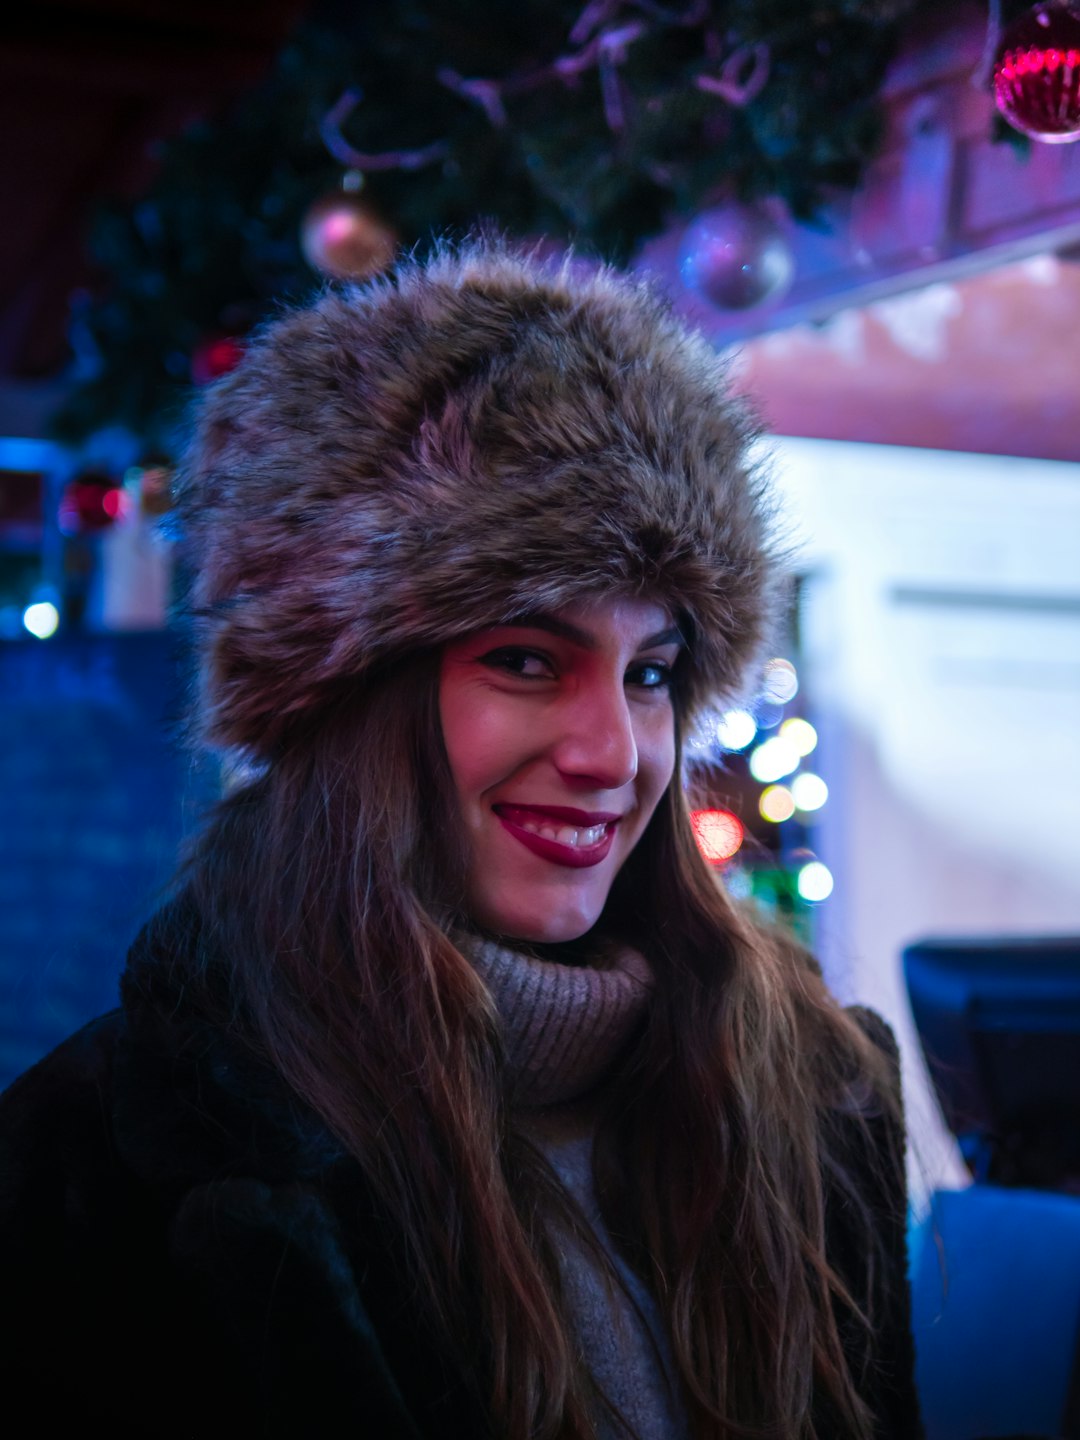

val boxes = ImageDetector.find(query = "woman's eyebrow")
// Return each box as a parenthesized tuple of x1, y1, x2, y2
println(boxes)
(643, 625, 685, 648)
(503, 614, 594, 646)
(502, 614, 685, 649)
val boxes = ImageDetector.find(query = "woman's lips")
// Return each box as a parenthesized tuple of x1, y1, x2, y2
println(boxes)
(493, 804, 619, 869)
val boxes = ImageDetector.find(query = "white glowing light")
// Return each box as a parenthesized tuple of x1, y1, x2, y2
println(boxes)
(791, 773, 829, 812)
(22, 601, 59, 639)
(760, 658, 799, 705)
(797, 861, 834, 902)
(759, 785, 795, 823)
(748, 735, 800, 783)
(716, 708, 757, 751)
(779, 717, 817, 757)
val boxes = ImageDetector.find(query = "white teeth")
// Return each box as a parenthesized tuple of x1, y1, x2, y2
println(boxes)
(515, 817, 608, 847)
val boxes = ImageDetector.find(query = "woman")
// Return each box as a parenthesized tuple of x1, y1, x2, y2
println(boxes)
(0, 240, 920, 1438)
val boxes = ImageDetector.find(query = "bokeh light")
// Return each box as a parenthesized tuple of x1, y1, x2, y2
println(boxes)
(690, 808, 744, 863)
(791, 772, 828, 812)
(753, 701, 784, 731)
(22, 601, 59, 639)
(760, 658, 798, 705)
(797, 861, 834, 902)
(779, 717, 817, 757)
(759, 785, 795, 823)
(101, 488, 132, 521)
(723, 866, 753, 901)
(748, 735, 799, 783)
(716, 708, 757, 751)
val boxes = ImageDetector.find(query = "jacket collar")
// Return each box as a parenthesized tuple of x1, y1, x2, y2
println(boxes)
(113, 895, 345, 1191)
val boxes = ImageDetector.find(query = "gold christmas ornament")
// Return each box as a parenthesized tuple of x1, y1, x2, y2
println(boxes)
(300, 173, 397, 281)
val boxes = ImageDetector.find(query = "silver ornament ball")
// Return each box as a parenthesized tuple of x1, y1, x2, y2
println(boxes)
(680, 202, 795, 311)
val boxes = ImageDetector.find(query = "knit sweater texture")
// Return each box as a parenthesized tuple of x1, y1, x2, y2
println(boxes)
(467, 937, 687, 1440)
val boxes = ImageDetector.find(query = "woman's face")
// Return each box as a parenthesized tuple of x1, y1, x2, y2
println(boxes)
(439, 595, 681, 944)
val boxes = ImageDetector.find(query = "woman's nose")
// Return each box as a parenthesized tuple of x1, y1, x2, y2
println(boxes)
(551, 682, 638, 790)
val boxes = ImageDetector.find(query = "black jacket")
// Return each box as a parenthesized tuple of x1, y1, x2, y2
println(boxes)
(0, 902, 922, 1438)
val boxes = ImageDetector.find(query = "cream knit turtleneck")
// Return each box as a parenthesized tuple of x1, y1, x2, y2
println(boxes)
(463, 935, 688, 1440)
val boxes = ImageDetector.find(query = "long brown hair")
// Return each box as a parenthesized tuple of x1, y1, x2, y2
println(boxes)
(181, 647, 899, 1440)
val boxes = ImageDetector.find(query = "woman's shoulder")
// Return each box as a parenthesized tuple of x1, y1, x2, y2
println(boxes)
(0, 1008, 147, 1346)
(758, 915, 904, 1096)
(0, 894, 200, 1204)
(0, 1009, 126, 1187)
(843, 1002, 900, 1066)
(0, 891, 333, 1208)
(0, 908, 464, 1437)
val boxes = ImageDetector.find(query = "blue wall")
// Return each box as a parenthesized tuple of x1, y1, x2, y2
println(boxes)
(0, 632, 215, 1088)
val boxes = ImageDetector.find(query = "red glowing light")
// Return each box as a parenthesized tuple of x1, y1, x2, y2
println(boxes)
(690, 808, 744, 863)
(191, 335, 245, 385)
(993, 4, 1080, 143)
(998, 44, 1080, 80)
(58, 478, 125, 534)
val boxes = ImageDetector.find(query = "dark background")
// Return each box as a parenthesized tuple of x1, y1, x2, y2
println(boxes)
(1, 0, 307, 381)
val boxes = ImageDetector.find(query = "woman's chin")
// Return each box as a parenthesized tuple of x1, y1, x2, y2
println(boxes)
(471, 901, 602, 948)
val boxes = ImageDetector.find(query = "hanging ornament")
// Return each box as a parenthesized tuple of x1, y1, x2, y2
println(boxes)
(679, 201, 795, 311)
(191, 335, 245, 385)
(58, 470, 129, 535)
(993, 1, 1080, 143)
(300, 170, 397, 282)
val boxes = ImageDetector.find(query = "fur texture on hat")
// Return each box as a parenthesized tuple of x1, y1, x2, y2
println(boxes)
(176, 238, 783, 756)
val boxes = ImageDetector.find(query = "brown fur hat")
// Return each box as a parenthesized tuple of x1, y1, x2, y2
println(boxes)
(176, 238, 782, 757)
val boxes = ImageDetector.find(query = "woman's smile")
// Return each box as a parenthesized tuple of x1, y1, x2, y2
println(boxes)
(493, 805, 620, 866)
(439, 595, 681, 943)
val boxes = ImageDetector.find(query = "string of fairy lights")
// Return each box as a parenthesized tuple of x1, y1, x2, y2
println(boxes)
(689, 654, 835, 913)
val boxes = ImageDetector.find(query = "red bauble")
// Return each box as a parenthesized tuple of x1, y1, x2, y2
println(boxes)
(191, 335, 245, 385)
(58, 472, 128, 535)
(994, 1, 1080, 143)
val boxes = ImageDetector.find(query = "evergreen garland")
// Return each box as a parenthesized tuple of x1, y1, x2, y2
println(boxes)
(54, 0, 925, 452)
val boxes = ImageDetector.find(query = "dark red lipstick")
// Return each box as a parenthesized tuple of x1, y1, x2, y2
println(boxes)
(497, 804, 621, 825)
(493, 804, 620, 868)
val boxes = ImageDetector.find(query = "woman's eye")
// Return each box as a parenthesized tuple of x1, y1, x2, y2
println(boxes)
(628, 660, 672, 690)
(479, 648, 553, 679)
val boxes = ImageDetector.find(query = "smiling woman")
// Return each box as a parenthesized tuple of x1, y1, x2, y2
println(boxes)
(439, 598, 679, 942)
(0, 239, 922, 1440)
